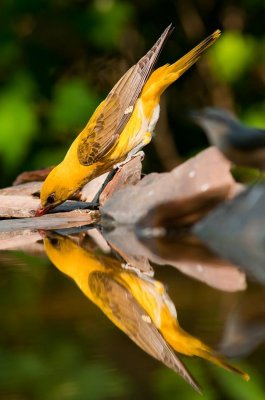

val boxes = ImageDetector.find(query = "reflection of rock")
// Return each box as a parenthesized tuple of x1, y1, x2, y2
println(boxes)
(0, 209, 99, 235)
(102, 147, 241, 227)
(194, 184, 265, 284)
(110, 240, 154, 276)
(87, 228, 111, 253)
(219, 288, 265, 358)
(0, 230, 43, 252)
(104, 226, 246, 292)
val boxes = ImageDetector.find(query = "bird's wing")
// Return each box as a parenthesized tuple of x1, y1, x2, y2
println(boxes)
(77, 24, 173, 166)
(229, 127, 265, 150)
(88, 270, 201, 393)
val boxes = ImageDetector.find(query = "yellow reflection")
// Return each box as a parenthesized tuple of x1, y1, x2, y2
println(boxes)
(43, 232, 249, 392)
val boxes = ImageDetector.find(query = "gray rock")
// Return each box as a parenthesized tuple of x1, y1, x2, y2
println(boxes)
(102, 147, 238, 226)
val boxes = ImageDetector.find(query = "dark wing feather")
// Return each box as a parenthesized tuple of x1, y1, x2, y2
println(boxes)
(88, 270, 201, 393)
(78, 24, 173, 166)
(229, 126, 265, 150)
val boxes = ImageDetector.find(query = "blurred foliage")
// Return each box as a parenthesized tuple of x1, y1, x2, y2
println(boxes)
(242, 101, 265, 128)
(152, 359, 265, 400)
(212, 363, 265, 400)
(231, 165, 265, 184)
(87, 1, 134, 49)
(0, 73, 38, 174)
(49, 78, 100, 135)
(0, 0, 265, 186)
(0, 349, 130, 400)
(152, 360, 217, 399)
(209, 32, 257, 83)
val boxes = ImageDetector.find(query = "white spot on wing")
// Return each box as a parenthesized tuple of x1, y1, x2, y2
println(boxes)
(142, 315, 152, 323)
(124, 105, 133, 115)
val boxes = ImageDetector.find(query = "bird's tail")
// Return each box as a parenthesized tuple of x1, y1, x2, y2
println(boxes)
(142, 30, 221, 102)
(197, 347, 250, 381)
(163, 325, 249, 381)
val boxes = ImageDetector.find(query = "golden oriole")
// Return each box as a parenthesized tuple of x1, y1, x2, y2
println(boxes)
(43, 232, 249, 393)
(36, 25, 221, 216)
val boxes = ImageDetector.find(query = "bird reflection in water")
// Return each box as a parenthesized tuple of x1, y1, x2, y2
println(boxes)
(42, 231, 249, 393)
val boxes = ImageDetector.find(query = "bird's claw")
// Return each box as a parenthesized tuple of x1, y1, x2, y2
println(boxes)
(85, 202, 100, 211)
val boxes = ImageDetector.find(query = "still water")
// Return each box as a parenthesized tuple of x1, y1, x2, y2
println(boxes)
(0, 226, 264, 400)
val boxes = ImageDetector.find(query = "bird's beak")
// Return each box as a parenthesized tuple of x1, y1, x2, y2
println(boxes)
(38, 229, 47, 237)
(35, 205, 52, 217)
(189, 110, 204, 122)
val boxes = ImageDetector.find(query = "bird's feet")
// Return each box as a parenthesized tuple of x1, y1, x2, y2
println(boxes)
(84, 202, 100, 211)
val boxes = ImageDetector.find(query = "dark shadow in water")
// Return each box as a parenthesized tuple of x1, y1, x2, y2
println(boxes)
(194, 185, 265, 284)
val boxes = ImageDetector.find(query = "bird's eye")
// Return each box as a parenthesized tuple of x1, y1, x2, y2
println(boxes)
(50, 238, 60, 249)
(47, 193, 56, 204)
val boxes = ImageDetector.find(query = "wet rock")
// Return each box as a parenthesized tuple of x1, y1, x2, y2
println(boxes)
(0, 155, 142, 219)
(80, 155, 142, 204)
(13, 167, 54, 185)
(0, 195, 40, 218)
(102, 147, 240, 226)
(0, 192, 99, 218)
(193, 184, 265, 284)
(0, 181, 42, 197)
(99, 155, 142, 206)
(79, 173, 109, 202)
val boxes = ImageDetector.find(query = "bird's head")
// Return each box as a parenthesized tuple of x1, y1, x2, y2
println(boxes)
(190, 107, 238, 149)
(42, 231, 69, 256)
(35, 166, 75, 216)
(191, 107, 237, 122)
(42, 230, 78, 277)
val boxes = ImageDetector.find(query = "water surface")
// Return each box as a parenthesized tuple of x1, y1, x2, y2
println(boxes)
(0, 226, 264, 400)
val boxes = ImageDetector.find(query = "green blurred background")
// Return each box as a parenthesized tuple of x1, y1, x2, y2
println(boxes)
(0, 0, 265, 187)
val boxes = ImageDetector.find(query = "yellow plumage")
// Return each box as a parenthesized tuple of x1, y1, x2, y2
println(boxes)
(37, 26, 221, 215)
(43, 232, 249, 393)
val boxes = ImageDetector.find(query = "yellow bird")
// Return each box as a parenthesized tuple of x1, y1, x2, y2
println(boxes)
(43, 231, 249, 393)
(36, 25, 221, 216)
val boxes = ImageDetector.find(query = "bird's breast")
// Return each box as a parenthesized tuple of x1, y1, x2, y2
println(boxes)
(148, 104, 160, 134)
(126, 100, 160, 147)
